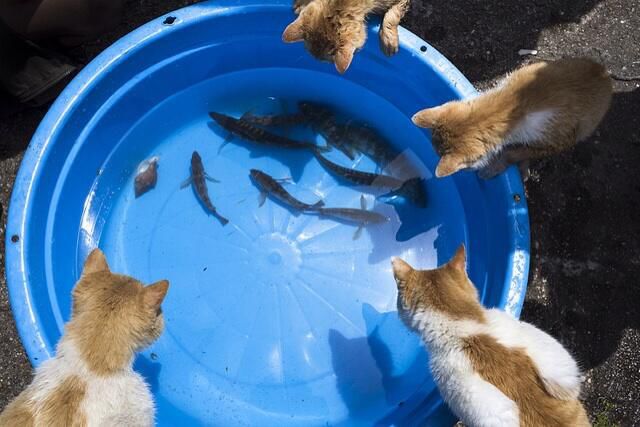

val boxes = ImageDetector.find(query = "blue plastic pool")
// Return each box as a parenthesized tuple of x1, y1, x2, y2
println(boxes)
(5, 0, 530, 425)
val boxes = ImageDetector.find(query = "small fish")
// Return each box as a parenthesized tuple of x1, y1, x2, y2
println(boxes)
(313, 149, 428, 208)
(134, 156, 159, 198)
(182, 151, 228, 225)
(298, 102, 400, 166)
(250, 169, 324, 212)
(316, 195, 388, 239)
(313, 148, 404, 188)
(342, 122, 400, 167)
(209, 111, 329, 153)
(298, 101, 357, 160)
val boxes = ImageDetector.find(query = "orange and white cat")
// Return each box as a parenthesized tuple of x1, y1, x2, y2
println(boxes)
(283, 0, 409, 73)
(0, 249, 169, 427)
(413, 58, 612, 179)
(392, 245, 591, 426)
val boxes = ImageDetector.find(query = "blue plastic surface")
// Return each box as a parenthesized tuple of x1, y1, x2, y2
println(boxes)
(5, 1, 530, 425)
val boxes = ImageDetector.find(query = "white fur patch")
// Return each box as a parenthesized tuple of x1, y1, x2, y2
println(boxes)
(26, 338, 155, 426)
(483, 309, 582, 400)
(410, 310, 519, 426)
(506, 109, 556, 145)
(407, 307, 583, 425)
(467, 109, 557, 171)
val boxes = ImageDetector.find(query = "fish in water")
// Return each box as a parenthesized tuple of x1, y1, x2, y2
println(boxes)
(316, 195, 388, 240)
(182, 151, 229, 225)
(298, 101, 357, 160)
(313, 148, 427, 208)
(313, 147, 404, 188)
(241, 111, 307, 127)
(134, 156, 159, 198)
(298, 101, 400, 166)
(249, 169, 324, 212)
(341, 122, 400, 167)
(209, 111, 329, 153)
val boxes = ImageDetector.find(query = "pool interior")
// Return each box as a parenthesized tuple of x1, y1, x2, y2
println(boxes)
(78, 68, 470, 424)
(11, 5, 522, 425)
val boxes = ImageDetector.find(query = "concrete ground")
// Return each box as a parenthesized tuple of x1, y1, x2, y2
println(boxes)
(1, 0, 638, 424)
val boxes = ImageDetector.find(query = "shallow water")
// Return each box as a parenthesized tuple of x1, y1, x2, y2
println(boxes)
(78, 68, 469, 425)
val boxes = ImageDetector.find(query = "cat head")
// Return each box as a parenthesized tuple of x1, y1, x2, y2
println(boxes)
(392, 245, 484, 330)
(69, 249, 169, 372)
(412, 102, 490, 177)
(282, 0, 366, 73)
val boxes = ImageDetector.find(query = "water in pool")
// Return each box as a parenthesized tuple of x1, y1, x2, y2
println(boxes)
(82, 68, 467, 426)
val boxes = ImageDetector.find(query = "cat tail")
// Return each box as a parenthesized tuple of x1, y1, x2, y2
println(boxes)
(515, 318, 582, 400)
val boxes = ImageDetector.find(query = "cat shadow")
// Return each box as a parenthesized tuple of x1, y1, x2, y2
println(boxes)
(206, 121, 315, 182)
(366, 198, 446, 266)
(405, 0, 604, 83)
(520, 88, 640, 370)
(328, 303, 430, 426)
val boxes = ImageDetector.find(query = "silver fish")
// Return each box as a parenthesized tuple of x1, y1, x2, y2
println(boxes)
(316, 195, 388, 239)
(250, 169, 324, 211)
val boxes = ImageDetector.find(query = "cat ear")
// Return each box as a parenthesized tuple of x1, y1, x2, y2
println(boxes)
(448, 244, 466, 272)
(391, 257, 414, 288)
(334, 45, 355, 74)
(82, 249, 110, 275)
(435, 154, 465, 177)
(143, 280, 169, 309)
(282, 17, 305, 43)
(412, 107, 442, 128)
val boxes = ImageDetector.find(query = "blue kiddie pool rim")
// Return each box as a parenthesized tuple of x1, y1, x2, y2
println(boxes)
(5, 0, 530, 367)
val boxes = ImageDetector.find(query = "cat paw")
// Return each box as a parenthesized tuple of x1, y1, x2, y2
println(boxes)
(379, 26, 399, 56)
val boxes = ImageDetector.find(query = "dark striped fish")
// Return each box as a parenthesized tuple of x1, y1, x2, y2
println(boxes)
(209, 111, 329, 152)
(313, 149, 427, 208)
(298, 101, 357, 160)
(342, 123, 400, 167)
(241, 111, 307, 127)
(250, 169, 324, 212)
(298, 102, 401, 166)
(316, 195, 388, 240)
(182, 151, 228, 225)
(313, 148, 404, 189)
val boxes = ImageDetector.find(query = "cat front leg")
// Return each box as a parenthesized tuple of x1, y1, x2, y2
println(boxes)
(477, 154, 510, 179)
(379, 0, 409, 56)
(478, 144, 553, 179)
